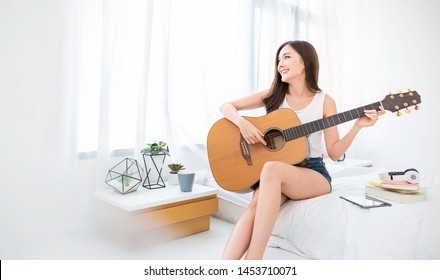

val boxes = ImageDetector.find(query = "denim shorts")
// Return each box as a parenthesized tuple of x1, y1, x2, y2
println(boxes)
(303, 157, 332, 190)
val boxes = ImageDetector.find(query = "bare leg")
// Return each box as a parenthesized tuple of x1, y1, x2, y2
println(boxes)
(244, 161, 331, 259)
(222, 189, 288, 259)
(222, 190, 260, 259)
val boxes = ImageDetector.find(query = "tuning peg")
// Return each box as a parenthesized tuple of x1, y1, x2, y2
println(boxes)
(415, 105, 420, 110)
(396, 111, 402, 117)
(388, 91, 393, 95)
(405, 108, 411, 114)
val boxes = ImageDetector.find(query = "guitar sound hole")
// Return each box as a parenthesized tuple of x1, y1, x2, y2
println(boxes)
(264, 129, 285, 151)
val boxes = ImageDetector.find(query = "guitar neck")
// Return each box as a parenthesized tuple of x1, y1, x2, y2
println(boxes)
(284, 101, 382, 141)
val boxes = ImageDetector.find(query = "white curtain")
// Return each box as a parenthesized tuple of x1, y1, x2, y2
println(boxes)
(162, 0, 255, 179)
(76, 0, 285, 188)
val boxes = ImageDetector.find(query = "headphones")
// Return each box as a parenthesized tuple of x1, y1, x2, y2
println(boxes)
(379, 168, 420, 184)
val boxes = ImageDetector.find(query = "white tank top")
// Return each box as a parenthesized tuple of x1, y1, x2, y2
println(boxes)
(281, 92, 325, 158)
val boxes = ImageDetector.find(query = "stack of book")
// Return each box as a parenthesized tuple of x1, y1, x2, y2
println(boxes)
(366, 180, 426, 203)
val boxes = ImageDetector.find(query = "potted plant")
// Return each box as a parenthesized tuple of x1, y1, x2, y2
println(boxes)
(141, 141, 170, 156)
(121, 171, 132, 186)
(141, 141, 169, 189)
(168, 163, 185, 185)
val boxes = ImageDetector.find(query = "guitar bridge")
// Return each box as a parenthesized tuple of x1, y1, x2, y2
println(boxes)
(240, 134, 253, 166)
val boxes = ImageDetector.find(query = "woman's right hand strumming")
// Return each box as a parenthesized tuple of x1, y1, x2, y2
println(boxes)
(219, 90, 269, 146)
(237, 117, 267, 146)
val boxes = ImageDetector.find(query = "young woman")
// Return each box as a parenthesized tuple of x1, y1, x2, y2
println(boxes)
(220, 40, 384, 260)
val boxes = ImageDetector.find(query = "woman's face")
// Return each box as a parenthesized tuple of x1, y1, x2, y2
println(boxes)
(277, 44, 305, 83)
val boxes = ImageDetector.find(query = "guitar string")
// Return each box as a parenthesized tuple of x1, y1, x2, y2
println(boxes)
(260, 101, 385, 145)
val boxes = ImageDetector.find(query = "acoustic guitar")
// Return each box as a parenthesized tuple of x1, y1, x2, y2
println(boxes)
(207, 90, 421, 192)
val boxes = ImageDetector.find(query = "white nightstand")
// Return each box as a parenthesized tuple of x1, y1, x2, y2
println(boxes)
(94, 184, 218, 247)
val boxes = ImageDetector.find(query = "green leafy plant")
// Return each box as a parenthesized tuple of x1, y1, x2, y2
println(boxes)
(168, 163, 185, 174)
(141, 141, 170, 156)
(119, 171, 132, 186)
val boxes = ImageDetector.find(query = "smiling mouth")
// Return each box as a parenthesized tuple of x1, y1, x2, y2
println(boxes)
(280, 69, 289, 74)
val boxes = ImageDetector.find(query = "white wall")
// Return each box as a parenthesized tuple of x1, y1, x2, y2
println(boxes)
(0, 0, 96, 258)
(343, 0, 440, 175)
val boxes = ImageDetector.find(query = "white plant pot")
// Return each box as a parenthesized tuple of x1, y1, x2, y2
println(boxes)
(168, 173, 179, 185)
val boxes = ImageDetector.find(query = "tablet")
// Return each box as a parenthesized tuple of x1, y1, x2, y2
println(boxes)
(340, 195, 392, 209)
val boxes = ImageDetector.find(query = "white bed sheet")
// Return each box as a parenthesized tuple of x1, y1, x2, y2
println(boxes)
(270, 167, 440, 259)
(205, 160, 440, 259)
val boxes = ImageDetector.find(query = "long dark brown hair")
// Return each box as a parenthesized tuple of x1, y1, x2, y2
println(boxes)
(263, 40, 321, 113)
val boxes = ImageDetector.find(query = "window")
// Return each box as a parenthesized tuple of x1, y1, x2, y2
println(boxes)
(76, 0, 313, 158)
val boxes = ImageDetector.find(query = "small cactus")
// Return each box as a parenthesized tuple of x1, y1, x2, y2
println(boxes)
(168, 163, 185, 174)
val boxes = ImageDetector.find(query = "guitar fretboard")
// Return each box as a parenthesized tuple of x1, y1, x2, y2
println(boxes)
(284, 101, 382, 141)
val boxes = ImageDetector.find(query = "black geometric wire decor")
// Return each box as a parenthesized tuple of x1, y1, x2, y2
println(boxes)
(142, 153, 167, 189)
(105, 158, 144, 194)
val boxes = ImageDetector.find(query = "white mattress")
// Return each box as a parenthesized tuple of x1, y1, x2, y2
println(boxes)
(205, 159, 440, 259)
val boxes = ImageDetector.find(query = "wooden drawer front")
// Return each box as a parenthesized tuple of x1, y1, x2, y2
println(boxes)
(126, 196, 218, 232)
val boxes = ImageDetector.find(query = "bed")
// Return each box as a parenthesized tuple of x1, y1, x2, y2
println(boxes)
(205, 158, 440, 259)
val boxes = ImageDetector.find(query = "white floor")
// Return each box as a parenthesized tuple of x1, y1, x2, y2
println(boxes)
(3, 217, 305, 260)
(119, 217, 306, 260)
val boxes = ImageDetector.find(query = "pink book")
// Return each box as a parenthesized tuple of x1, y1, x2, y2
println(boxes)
(381, 180, 419, 191)
(381, 180, 417, 186)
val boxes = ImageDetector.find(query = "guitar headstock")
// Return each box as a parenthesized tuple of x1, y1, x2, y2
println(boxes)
(381, 90, 421, 116)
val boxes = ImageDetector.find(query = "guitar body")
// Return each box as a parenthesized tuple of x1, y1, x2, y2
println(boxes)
(207, 108, 308, 192)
